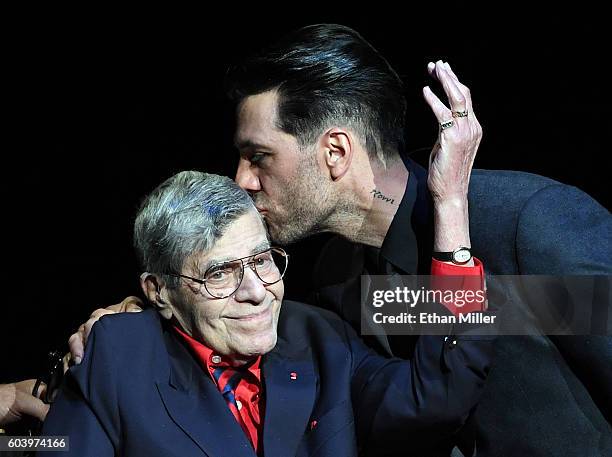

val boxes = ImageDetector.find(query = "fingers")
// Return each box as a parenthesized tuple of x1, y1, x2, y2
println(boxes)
(15, 388, 50, 421)
(62, 352, 71, 373)
(15, 379, 46, 408)
(425, 63, 455, 121)
(442, 62, 468, 91)
(68, 328, 85, 365)
(67, 300, 143, 366)
(107, 296, 144, 313)
(68, 309, 112, 364)
(426, 60, 473, 113)
(422, 86, 452, 124)
(435, 61, 467, 113)
(442, 62, 460, 84)
(14, 379, 39, 397)
(0, 381, 50, 425)
(89, 308, 114, 321)
(66, 299, 144, 367)
(424, 60, 483, 205)
(119, 296, 144, 313)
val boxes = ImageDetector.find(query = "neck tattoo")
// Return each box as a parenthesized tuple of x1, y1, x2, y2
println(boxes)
(370, 188, 395, 205)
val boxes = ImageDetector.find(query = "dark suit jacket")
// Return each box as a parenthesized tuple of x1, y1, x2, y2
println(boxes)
(41, 302, 493, 457)
(313, 158, 612, 456)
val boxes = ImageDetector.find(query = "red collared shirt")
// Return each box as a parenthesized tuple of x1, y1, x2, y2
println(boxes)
(173, 326, 264, 455)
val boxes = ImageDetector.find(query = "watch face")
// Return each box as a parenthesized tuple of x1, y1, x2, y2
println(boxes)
(453, 248, 472, 264)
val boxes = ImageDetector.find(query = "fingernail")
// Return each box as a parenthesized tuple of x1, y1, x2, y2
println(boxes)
(74, 356, 82, 364)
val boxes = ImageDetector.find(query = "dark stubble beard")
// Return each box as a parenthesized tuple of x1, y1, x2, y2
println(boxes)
(263, 160, 335, 246)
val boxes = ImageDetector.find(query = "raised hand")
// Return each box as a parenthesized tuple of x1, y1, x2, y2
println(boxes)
(423, 60, 482, 202)
(422, 61, 482, 257)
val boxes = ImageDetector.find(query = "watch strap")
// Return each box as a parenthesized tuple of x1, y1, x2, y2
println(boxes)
(432, 246, 472, 264)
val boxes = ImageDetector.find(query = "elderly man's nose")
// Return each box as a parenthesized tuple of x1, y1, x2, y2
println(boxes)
(235, 159, 261, 192)
(233, 267, 266, 304)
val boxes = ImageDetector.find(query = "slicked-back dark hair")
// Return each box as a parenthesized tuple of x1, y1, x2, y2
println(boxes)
(225, 24, 406, 161)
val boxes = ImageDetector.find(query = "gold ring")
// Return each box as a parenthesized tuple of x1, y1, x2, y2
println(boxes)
(452, 110, 469, 118)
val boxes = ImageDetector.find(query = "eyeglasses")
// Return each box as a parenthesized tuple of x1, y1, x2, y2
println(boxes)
(168, 247, 289, 299)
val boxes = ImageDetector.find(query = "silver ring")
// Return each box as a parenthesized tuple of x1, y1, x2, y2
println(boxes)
(452, 110, 469, 118)
(440, 120, 454, 130)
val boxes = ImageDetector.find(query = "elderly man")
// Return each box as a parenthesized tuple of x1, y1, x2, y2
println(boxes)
(40, 171, 493, 456)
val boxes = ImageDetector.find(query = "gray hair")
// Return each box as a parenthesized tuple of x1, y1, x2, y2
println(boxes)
(134, 171, 256, 288)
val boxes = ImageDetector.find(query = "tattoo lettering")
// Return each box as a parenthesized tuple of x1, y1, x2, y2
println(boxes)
(370, 189, 395, 205)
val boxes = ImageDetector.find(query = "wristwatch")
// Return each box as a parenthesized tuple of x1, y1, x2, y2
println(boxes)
(432, 246, 472, 265)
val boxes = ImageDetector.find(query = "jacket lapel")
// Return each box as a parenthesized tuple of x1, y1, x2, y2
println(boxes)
(360, 270, 394, 356)
(262, 337, 316, 457)
(157, 327, 257, 457)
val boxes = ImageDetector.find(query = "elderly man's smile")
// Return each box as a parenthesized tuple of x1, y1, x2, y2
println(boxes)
(223, 302, 275, 325)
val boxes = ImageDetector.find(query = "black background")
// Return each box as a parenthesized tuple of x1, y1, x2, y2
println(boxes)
(3, 7, 609, 381)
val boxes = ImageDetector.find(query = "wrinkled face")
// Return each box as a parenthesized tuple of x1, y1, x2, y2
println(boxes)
(234, 90, 332, 245)
(167, 210, 283, 362)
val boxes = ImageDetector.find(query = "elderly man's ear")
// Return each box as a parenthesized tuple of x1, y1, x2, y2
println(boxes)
(140, 273, 173, 319)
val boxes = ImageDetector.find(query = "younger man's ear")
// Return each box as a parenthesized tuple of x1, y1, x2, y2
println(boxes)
(140, 273, 173, 320)
(322, 128, 353, 180)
